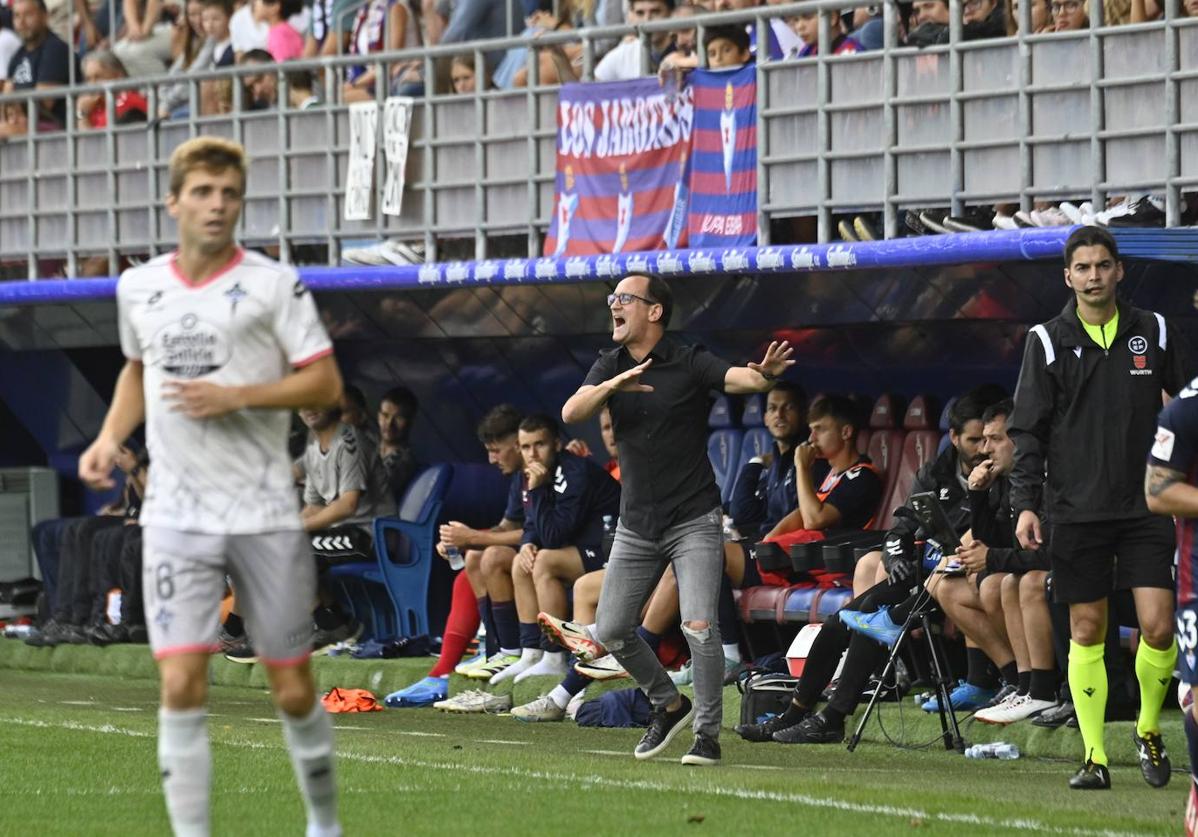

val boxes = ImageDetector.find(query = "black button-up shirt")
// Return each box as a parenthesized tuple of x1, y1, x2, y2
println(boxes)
(583, 334, 732, 540)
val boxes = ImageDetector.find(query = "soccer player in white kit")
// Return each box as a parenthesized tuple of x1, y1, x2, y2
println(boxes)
(78, 137, 345, 837)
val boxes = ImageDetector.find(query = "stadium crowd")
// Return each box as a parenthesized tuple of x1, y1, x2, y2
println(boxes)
(3, 0, 1195, 131)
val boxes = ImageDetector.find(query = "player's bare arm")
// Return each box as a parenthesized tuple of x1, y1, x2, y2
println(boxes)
(163, 354, 342, 419)
(1145, 463, 1198, 516)
(79, 359, 146, 489)
(301, 488, 362, 532)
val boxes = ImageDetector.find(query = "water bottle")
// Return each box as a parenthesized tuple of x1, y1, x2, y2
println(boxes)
(446, 545, 465, 571)
(965, 742, 1020, 760)
(995, 743, 1020, 760)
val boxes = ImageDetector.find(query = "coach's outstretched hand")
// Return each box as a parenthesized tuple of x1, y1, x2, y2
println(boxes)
(163, 379, 246, 419)
(609, 358, 654, 393)
(748, 340, 795, 380)
(78, 436, 121, 490)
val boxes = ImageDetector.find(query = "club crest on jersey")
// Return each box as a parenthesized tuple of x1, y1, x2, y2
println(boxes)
(1128, 335, 1148, 354)
(1133, 355, 1147, 369)
(224, 281, 248, 313)
(154, 314, 231, 378)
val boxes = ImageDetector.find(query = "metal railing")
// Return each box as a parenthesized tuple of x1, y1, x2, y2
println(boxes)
(0, 1, 1195, 279)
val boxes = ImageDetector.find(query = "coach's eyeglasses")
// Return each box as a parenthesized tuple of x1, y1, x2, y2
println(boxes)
(607, 292, 658, 307)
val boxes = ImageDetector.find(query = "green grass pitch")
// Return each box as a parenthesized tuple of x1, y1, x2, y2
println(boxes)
(0, 662, 1187, 836)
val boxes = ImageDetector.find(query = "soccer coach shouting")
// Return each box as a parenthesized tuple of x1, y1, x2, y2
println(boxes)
(562, 273, 793, 767)
(1009, 226, 1190, 790)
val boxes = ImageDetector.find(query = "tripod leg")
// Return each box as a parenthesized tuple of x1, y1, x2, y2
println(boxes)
(846, 627, 909, 752)
(921, 613, 965, 752)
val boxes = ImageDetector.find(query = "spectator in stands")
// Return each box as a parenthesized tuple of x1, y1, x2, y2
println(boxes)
(1014, 0, 1054, 30)
(75, 50, 148, 129)
(1130, 0, 1196, 20)
(510, 6, 584, 88)
(200, 0, 236, 67)
(260, 0, 304, 61)
(228, 0, 306, 58)
(377, 385, 418, 499)
(847, 5, 884, 49)
(736, 390, 1000, 746)
(905, 0, 950, 44)
(446, 52, 484, 94)
(285, 68, 318, 108)
(157, 0, 208, 119)
(670, 3, 700, 58)
(1052, 0, 1088, 29)
(593, 0, 674, 83)
(1, 0, 77, 135)
(301, 0, 333, 56)
(962, 0, 1011, 37)
(789, 8, 863, 57)
(241, 47, 278, 107)
(383, 404, 526, 709)
(439, 0, 522, 72)
(113, 0, 175, 77)
(339, 0, 418, 103)
(0, 9, 21, 84)
(659, 22, 747, 81)
(506, 414, 621, 715)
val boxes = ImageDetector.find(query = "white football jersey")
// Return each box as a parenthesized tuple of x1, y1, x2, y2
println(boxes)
(117, 249, 333, 535)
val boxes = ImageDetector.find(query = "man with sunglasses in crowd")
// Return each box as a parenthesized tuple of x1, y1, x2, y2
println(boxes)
(562, 273, 793, 767)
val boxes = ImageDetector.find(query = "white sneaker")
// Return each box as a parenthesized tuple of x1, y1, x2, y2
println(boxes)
(1058, 202, 1084, 224)
(489, 649, 542, 685)
(975, 693, 1057, 725)
(341, 239, 426, 266)
(513, 652, 568, 683)
(1093, 199, 1132, 226)
(992, 213, 1018, 231)
(565, 690, 587, 720)
(511, 694, 567, 722)
(433, 689, 513, 714)
(573, 654, 629, 681)
(1031, 207, 1070, 227)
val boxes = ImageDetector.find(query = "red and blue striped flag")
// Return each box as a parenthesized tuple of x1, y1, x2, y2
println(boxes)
(685, 65, 758, 248)
(543, 78, 693, 257)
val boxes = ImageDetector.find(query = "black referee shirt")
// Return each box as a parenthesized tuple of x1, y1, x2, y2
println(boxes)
(582, 334, 732, 540)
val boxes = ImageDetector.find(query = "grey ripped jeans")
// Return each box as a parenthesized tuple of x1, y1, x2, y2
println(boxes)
(594, 507, 724, 738)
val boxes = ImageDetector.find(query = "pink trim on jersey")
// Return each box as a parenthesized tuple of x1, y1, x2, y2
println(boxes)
(259, 651, 312, 668)
(169, 247, 246, 290)
(153, 642, 222, 660)
(293, 346, 334, 368)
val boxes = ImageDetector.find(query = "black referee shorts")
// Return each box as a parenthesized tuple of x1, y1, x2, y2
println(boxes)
(1050, 516, 1175, 605)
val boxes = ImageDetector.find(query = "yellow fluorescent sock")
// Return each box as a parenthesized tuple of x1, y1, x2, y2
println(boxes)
(1068, 640, 1108, 766)
(1135, 638, 1178, 737)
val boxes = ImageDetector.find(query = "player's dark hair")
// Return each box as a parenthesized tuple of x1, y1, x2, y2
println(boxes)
(982, 398, 1014, 426)
(477, 404, 522, 444)
(381, 386, 418, 421)
(948, 385, 1007, 433)
(809, 394, 863, 438)
(771, 380, 807, 413)
(518, 413, 560, 439)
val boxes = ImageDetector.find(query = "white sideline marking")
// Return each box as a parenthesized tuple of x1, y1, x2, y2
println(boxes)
(112, 707, 143, 712)
(334, 725, 370, 730)
(60, 700, 97, 706)
(581, 749, 631, 757)
(247, 717, 282, 724)
(732, 764, 785, 771)
(391, 731, 444, 737)
(477, 739, 527, 746)
(0, 717, 1147, 837)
